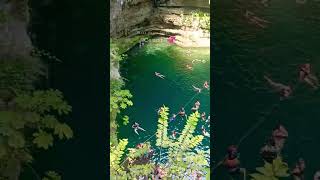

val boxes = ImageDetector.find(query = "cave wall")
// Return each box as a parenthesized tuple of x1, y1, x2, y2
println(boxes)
(0, 0, 32, 57)
(110, 0, 154, 38)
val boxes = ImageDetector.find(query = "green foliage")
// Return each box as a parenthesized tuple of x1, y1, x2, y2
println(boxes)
(109, 106, 209, 179)
(0, 10, 8, 23)
(155, 106, 209, 178)
(250, 157, 289, 180)
(0, 57, 44, 92)
(110, 89, 133, 113)
(181, 11, 210, 31)
(0, 90, 73, 179)
(110, 40, 127, 63)
(122, 115, 129, 126)
(110, 139, 128, 177)
(42, 171, 61, 180)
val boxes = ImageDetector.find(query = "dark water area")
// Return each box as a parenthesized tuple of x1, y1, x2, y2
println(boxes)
(118, 40, 210, 163)
(214, 0, 320, 179)
(28, 0, 106, 179)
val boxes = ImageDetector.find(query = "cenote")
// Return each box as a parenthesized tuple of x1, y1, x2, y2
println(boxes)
(118, 39, 210, 162)
(214, 0, 320, 179)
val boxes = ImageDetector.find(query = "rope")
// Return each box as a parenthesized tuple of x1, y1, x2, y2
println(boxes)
(211, 101, 281, 172)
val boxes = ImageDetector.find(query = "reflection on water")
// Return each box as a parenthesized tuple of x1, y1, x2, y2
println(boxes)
(214, 0, 320, 179)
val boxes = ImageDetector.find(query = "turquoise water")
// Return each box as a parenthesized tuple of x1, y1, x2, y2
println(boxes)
(118, 39, 210, 163)
(214, 0, 320, 179)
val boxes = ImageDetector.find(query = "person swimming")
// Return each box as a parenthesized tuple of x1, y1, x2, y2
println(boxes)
(272, 124, 288, 150)
(169, 114, 176, 122)
(132, 122, 146, 135)
(292, 158, 306, 180)
(314, 170, 320, 180)
(260, 138, 279, 163)
(206, 115, 210, 123)
(178, 107, 186, 117)
(191, 100, 201, 112)
(264, 75, 292, 99)
(155, 72, 165, 79)
(195, 100, 201, 107)
(192, 85, 202, 93)
(172, 130, 177, 139)
(201, 125, 210, 137)
(204, 81, 209, 89)
(299, 63, 319, 89)
(224, 145, 241, 174)
(201, 112, 206, 121)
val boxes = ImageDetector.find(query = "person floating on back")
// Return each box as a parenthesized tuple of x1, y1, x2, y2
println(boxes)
(299, 63, 319, 89)
(192, 85, 202, 93)
(132, 122, 146, 135)
(155, 72, 165, 79)
(292, 158, 306, 180)
(264, 75, 292, 100)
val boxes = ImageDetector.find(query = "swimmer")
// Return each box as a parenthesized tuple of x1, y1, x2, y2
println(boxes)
(201, 125, 210, 137)
(260, 138, 280, 163)
(272, 124, 288, 150)
(191, 106, 199, 112)
(206, 115, 210, 123)
(204, 81, 209, 89)
(201, 112, 206, 121)
(224, 145, 241, 174)
(132, 122, 146, 135)
(264, 75, 292, 99)
(172, 130, 177, 139)
(167, 36, 176, 44)
(292, 158, 306, 180)
(169, 114, 176, 122)
(186, 64, 193, 70)
(314, 171, 320, 180)
(192, 85, 202, 93)
(178, 107, 186, 117)
(299, 63, 319, 89)
(155, 72, 165, 79)
(195, 100, 201, 107)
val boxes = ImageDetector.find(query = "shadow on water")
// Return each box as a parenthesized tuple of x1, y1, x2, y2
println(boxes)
(214, 0, 320, 179)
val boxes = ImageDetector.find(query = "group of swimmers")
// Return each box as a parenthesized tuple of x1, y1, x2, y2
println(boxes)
(223, 124, 320, 180)
(264, 63, 319, 100)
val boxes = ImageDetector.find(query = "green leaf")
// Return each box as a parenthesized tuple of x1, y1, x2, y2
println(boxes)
(8, 131, 25, 148)
(33, 131, 53, 149)
(54, 123, 73, 140)
(42, 171, 61, 180)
